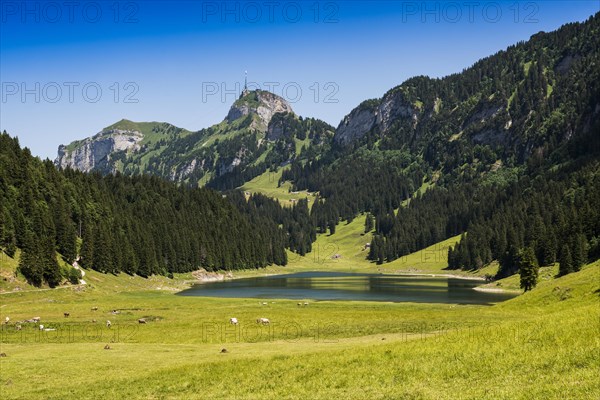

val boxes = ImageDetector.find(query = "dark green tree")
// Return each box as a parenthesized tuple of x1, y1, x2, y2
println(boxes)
(518, 247, 539, 292)
(558, 244, 573, 276)
(571, 234, 588, 272)
(364, 213, 374, 233)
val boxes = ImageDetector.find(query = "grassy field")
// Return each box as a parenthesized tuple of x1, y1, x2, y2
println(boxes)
(240, 168, 316, 207)
(1, 232, 598, 400)
(0, 203, 597, 399)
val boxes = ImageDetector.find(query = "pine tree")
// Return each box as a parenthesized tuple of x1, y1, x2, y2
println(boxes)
(539, 230, 557, 266)
(571, 234, 587, 272)
(80, 222, 95, 270)
(558, 244, 573, 276)
(518, 247, 539, 292)
(364, 213, 374, 233)
(18, 230, 43, 287)
(328, 220, 336, 235)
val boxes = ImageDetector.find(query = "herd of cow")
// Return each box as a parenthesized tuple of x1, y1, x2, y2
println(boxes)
(2, 307, 149, 332)
(3, 301, 311, 332)
(228, 301, 310, 326)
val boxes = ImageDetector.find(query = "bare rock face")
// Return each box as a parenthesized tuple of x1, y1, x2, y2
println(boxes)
(335, 91, 418, 145)
(336, 106, 377, 145)
(226, 90, 294, 131)
(56, 129, 142, 172)
(376, 90, 416, 132)
(169, 158, 200, 182)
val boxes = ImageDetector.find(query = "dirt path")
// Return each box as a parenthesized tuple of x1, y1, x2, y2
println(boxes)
(72, 259, 86, 285)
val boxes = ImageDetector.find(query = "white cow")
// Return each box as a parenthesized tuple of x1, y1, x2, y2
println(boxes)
(229, 318, 238, 325)
(4, 316, 9, 324)
(106, 320, 112, 328)
(39, 324, 44, 330)
(256, 318, 270, 325)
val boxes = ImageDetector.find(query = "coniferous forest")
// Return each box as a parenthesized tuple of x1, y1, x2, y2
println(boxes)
(0, 133, 298, 286)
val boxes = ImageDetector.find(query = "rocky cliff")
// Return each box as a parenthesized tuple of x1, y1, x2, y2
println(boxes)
(334, 90, 421, 145)
(334, 83, 511, 149)
(226, 90, 294, 131)
(56, 128, 143, 173)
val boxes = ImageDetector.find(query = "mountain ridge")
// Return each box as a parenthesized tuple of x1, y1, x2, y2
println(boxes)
(55, 90, 334, 187)
(56, 13, 600, 199)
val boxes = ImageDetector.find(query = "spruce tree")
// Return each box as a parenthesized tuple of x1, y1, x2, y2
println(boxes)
(18, 230, 43, 287)
(558, 244, 573, 276)
(571, 234, 587, 272)
(518, 247, 539, 292)
(364, 213, 374, 233)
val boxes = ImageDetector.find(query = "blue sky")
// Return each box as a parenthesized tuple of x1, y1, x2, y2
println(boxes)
(1, 1, 598, 159)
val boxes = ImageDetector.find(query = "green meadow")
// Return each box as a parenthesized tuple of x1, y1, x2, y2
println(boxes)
(1, 230, 598, 399)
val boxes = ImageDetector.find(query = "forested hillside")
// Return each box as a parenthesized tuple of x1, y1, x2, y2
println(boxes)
(0, 132, 303, 286)
(283, 13, 600, 276)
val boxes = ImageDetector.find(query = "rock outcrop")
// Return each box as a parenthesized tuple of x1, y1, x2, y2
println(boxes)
(334, 86, 510, 148)
(335, 92, 419, 145)
(56, 129, 142, 172)
(226, 90, 294, 131)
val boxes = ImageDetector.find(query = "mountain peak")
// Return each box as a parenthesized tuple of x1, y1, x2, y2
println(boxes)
(226, 89, 294, 129)
(104, 118, 140, 131)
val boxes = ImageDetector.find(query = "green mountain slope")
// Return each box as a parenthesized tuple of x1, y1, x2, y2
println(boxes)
(282, 12, 600, 275)
(56, 90, 334, 189)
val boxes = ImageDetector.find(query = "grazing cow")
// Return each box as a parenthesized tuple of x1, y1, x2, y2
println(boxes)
(220, 348, 228, 353)
(104, 344, 111, 350)
(91, 307, 98, 311)
(111, 310, 120, 315)
(91, 319, 97, 323)
(256, 318, 270, 325)
(0, 353, 6, 357)
(39, 324, 44, 331)
(106, 320, 112, 328)
(63, 312, 70, 318)
(261, 302, 267, 306)
(138, 318, 146, 324)
(32, 317, 41, 323)
(297, 303, 302, 307)
(229, 318, 238, 325)
(4, 317, 9, 324)
(303, 302, 309, 306)
(15, 324, 21, 331)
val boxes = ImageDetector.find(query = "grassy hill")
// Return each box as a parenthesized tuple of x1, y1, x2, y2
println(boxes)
(1, 253, 597, 399)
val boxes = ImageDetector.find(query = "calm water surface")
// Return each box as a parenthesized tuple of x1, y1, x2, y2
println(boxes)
(177, 271, 517, 305)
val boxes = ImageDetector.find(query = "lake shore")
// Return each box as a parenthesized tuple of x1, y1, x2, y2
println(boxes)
(188, 268, 489, 284)
(473, 286, 522, 294)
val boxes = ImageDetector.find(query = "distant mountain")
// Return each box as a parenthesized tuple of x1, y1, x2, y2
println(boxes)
(56, 90, 334, 188)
